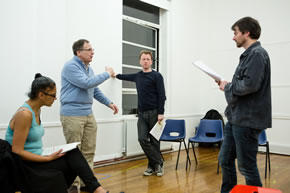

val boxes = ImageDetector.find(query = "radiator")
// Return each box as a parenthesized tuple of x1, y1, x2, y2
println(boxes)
(124, 118, 143, 156)
(124, 118, 172, 157)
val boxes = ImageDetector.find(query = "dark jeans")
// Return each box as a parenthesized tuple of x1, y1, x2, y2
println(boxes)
(138, 109, 163, 169)
(218, 122, 263, 193)
(24, 148, 100, 193)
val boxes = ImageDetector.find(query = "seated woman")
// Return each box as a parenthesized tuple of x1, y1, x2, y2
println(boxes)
(5, 73, 108, 193)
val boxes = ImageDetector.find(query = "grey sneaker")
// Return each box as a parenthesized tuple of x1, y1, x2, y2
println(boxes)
(67, 185, 79, 193)
(143, 167, 154, 176)
(155, 165, 164, 176)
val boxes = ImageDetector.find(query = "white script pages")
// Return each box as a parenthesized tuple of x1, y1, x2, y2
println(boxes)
(150, 120, 166, 141)
(42, 142, 80, 156)
(193, 60, 223, 81)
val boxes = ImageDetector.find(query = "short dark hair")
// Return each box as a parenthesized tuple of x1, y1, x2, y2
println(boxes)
(72, 39, 89, 56)
(231, 17, 261, 40)
(139, 50, 153, 60)
(28, 73, 56, 100)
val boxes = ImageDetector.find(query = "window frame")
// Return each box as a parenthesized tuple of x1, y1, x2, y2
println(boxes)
(122, 12, 160, 115)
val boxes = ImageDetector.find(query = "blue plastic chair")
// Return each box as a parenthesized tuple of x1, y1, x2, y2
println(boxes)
(187, 119, 223, 173)
(258, 129, 271, 178)
(159, 119, 191, 170)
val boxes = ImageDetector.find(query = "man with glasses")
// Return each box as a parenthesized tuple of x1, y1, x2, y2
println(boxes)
(60, 39, 118, 193)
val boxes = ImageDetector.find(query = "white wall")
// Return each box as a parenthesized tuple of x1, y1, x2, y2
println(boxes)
(170, 0, 290, 154)
(206, 0, 290, 155)
(1, 0, 290, 162)
(0, 0, 124, 161)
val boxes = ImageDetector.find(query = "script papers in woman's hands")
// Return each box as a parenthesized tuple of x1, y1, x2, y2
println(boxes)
(41, 142, 80, 156)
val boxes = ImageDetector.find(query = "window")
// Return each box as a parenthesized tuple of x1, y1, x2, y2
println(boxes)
(122, 0, 160, 115)
(123, 0, 160, 24)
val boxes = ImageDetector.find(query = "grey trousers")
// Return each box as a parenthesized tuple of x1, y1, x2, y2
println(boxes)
(137, 109, 163, 169)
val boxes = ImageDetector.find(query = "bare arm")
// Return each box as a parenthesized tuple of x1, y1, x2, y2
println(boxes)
(11, 110, 64, 162)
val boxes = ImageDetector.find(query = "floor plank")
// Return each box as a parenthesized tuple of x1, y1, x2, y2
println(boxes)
(91, 147, 290, 193)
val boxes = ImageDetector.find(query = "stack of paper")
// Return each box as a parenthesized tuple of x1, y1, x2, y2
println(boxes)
(150, 120, 166, 141)
(192, 60, 223, 81)
(42, 142, 80, 156)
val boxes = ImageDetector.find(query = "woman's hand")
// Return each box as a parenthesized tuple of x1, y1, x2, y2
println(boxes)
(46, 149, 65, 161)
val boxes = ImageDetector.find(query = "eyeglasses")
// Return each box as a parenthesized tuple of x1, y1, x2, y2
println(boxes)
(41, 91, 57, 98)
(80, 48, 94, 52)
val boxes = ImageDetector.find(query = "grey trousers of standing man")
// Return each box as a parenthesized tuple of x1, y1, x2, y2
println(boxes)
(137, 109, 163, 169)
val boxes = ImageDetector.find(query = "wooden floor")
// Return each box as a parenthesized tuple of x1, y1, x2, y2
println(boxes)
(90, 147, 290, 193)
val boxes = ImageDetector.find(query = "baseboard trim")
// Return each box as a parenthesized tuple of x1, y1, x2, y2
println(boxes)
(93, 149, 174, 168)
(269, 143, 290, 155)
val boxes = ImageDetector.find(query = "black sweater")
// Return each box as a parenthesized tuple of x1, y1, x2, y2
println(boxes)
(117, 70, 166, 114)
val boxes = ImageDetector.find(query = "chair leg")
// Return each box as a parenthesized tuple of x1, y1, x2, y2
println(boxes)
(265, 147, 268, 178)
(186, 141, 190, 169)
(265, 142, 271, 178)
(192, 142, 198, 165)
(267, 142, 271, 173)
(175, 142, 182, 170)
(217, 160, 220, 174)
(183, 140, 191, 170)
(184, 141, 191, 165)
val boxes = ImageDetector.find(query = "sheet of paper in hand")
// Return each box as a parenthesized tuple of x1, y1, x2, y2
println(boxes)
(41, 142, 80, 156)
(150, 120, 166, 141)
(192, 60, 223, 81)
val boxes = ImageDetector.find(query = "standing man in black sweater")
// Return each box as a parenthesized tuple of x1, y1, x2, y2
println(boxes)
(114, 50, 166, 176)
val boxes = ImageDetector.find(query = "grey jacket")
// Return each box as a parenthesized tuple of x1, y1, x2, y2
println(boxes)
(224, 41, 272, 129)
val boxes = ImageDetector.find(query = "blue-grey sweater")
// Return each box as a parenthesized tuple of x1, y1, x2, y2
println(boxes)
(224, 41, 272, 129)
(60, 56, 111, 116)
